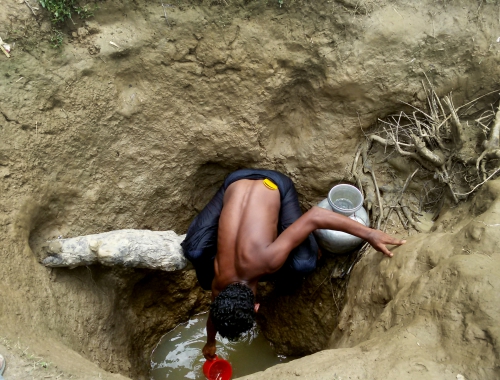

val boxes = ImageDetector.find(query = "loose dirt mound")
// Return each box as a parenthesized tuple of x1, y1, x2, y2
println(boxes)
(1, 0, 500, 379)
(240, 179, 500, 380)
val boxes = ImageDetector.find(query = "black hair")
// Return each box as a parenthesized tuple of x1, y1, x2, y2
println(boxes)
(210, 283, 256, 341)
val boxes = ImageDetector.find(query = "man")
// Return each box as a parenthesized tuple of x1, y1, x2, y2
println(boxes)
(181, 169, 405, 360)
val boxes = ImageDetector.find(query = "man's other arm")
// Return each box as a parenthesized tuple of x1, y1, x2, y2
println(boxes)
(202, 313, 217, 360)
(202, 289, 219, 360)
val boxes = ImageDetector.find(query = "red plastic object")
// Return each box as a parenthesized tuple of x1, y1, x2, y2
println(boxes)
(203, 355, 233, 380)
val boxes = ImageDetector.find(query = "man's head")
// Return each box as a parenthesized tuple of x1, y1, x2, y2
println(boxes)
(210, 283, 259, 341)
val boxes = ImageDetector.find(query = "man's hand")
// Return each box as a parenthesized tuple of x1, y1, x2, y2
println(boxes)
(202, 342, 217, 360)
(366, 229, 406, 257)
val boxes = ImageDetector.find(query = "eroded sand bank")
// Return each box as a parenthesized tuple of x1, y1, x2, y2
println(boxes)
(1, 0, 499, 378)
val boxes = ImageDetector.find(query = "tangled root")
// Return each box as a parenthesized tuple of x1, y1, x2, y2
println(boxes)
(351, 81, 500, 235)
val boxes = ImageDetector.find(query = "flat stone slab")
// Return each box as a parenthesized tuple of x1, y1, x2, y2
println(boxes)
(41, 229, 187, 271)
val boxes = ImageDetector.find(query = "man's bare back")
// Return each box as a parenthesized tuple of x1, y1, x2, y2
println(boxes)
(213, 179, 282, 294)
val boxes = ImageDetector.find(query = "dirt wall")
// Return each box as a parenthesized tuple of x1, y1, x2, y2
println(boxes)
(1, 0, 500, 379)
(239, 179, 500, 380)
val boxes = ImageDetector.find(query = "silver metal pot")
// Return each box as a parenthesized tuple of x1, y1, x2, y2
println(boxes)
(327, 183, 364, 216)
(313, 188, 370, 254)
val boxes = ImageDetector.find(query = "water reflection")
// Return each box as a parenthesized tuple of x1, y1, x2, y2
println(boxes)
(150, 313, 290, 379)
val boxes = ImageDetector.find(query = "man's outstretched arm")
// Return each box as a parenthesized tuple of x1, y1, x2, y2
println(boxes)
(266, 206, 406, 272)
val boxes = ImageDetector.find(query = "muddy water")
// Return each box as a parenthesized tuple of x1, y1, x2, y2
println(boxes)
(150, 313, 291, 379)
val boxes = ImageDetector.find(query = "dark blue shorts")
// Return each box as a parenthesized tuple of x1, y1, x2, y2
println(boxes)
(181, 169, 318, 290)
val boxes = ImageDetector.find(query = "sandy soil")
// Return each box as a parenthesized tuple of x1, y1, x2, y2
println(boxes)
(1, 0, 500, 379)
(240, 180, 500, 379)
(0, 335, 128, 379)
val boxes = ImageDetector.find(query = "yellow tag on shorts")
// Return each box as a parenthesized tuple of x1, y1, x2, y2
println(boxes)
(263, 178, 278, 190)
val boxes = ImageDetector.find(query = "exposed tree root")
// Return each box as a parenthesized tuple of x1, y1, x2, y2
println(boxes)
(381, 168, 419, 232)
(400, 200, 422, 232)
(353, 81, 500, 234)
(476, 104, 500, 180)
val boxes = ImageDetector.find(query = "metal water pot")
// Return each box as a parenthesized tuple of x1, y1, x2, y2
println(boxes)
(313, 184, 370, 254)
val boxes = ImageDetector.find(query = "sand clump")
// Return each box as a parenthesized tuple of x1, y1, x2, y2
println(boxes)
(1, 0, 500, 379)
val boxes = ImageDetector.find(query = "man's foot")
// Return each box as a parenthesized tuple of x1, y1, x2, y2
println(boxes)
(0, 354, 5, 376)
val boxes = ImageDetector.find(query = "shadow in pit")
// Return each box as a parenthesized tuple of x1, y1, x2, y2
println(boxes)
(22, 188, 210, 379)
(256, 246, 363, 357)
(35, 263, 210, 379)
